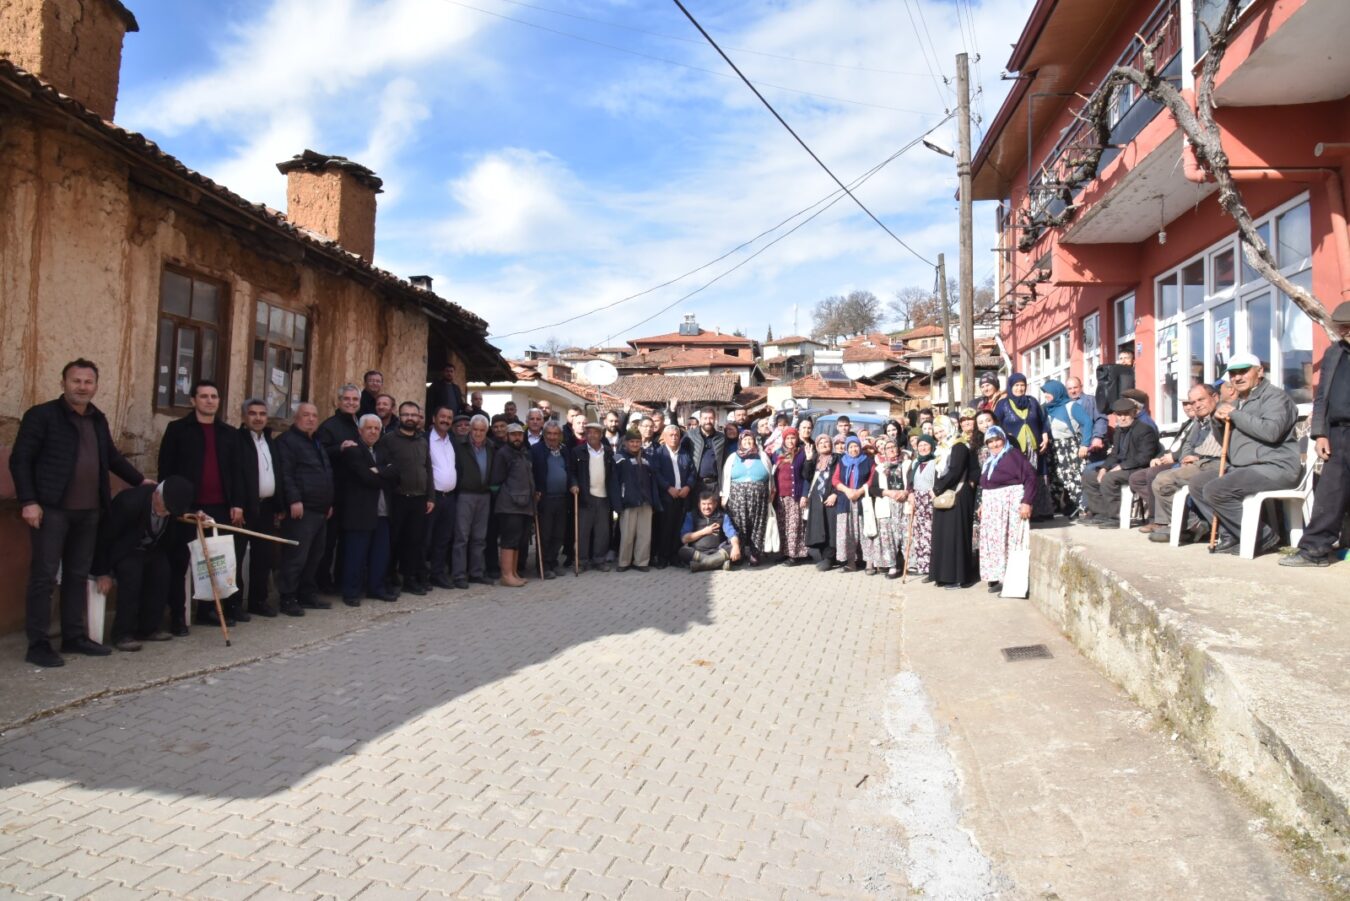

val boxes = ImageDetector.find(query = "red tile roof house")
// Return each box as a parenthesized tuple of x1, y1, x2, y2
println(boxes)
(975, 0, 1348, 430)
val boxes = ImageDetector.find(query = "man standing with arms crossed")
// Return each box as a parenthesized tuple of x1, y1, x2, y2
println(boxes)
(11, 359, 153, 667)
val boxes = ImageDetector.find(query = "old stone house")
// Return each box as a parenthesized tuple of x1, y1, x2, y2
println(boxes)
(0, 0, 510, 633)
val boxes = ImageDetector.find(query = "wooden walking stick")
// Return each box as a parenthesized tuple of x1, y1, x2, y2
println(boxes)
(573, 493, 581, 577)
(533, 510, 546, 579)
(194, 517, 232, 647)
(1207, 418, 1234, 551)
(177, 517, 298, 545)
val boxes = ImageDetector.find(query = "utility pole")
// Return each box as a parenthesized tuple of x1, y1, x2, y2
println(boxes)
(937, 254, 953, 408)
(956, 52, 976, 405)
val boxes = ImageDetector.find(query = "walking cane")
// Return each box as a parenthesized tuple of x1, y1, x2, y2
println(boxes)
(1207, 418, 1234, 552)
(573, 493, 581, 577)
(533, 510, 546, 579)
(194, 517, 232, 647)
(901, 499, 916, 584)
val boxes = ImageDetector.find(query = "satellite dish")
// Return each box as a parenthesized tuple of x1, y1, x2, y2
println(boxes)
(580, 360, 619, 387)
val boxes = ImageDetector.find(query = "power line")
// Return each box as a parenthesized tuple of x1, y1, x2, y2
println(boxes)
(669, 0, 937, 268)
(473, 0, 932, 77)
(434, 0, 936, 116)
(491, 117, 953, 342)
(901, 0, 949, 111)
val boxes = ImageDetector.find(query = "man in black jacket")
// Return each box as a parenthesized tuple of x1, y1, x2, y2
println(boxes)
(426, 362, 466, 419)
(452, 414, 495, 588)
(91, 476, 194, 652)
(339, 415, 399, 605)
(383, 401, 434, 595)
(530, 423, 576, 579)
(236, 399, 280, 617)
(1080, 399, 1161, 527)
(358, 370, 384, 417)
(275, 403, 335, 616)
(680, 407, 726, 493)
(158, 380, 245, 632)
(316, 384, 362, 593)
(10, 359, 152, 667)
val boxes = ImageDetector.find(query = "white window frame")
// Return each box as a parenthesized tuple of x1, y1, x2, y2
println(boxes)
(1114, 292, 1136, 359)
(1082, 312, 1102, 395)
(1152, 192, 1313, 427)
(1022, 329, 1072, 397)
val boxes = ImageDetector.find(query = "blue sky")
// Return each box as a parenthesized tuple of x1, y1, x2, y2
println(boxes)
(116, 0, 1030, 356)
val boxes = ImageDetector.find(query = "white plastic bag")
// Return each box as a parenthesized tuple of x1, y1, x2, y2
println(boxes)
(862, 495, 879, 539)
(87, 578, 108, 644)
(763, 502, 781, 554)
(189, 528, 238, 600)
(1000, 520, 1031, 599)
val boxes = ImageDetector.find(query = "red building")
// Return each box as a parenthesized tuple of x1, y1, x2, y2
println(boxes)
(974, 0, 1350, 429)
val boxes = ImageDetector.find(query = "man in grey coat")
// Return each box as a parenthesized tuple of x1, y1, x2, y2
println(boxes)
(1188, 353, 1301, 555)
(1282, 301, 1350, 567)
(488, 423, 536, 587)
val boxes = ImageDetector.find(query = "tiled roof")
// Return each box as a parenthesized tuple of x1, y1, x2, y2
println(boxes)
(840, 332, 895, 348)
(629, 329, 754, 347)
(763, 335, 820, 346)
(509, 362, 649, 411)
(892, 324, 945, 339)
(658, 348, 755, 370)
(609, 374, 742, 404)
(0, 59, 512, 381)
(841, 344, 905, 363)
(788, 374, 893, 401)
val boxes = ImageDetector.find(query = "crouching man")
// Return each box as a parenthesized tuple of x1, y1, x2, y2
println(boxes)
(678, 491, 742, 572)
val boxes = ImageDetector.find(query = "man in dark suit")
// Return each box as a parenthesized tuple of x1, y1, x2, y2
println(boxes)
(530, 422, 575, 578)
(158, 380, 245, 632)
(316, 383, 362, 593)
(339, 414, 400, 605)
(649, 424, 695, 568)
(275, 404, 334, 616)
(91, 476, 194, 652)
(358, 370, 383, 417)
(426, 362, 466, 420)
(236, 398, 280, 617)
(1079, 398, 1161, 527)
(681, 407, 726, 493)
(571, 422, 614, 572)
(10, 358, 152, 667)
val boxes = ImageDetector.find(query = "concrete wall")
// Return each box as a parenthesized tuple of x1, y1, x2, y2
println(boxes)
(0, 110, 436, 634)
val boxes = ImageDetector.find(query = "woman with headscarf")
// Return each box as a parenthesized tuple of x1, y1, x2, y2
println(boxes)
(1040, 378, 1093, 517)
(906, 433, 938, 577)
(720, 430, 774, 566)
(719, 420, 741, 472)
(994, 373, 1052, 518)
(804, 433, 839, 570)
(831, 436, 874, 571)
(770, 427, 809, 564)
(864, 437, 909, 578)
(978, 425, 1037, 592)
(928, 415, 978, 588)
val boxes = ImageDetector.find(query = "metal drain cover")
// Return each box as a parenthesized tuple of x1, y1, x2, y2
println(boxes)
(1001, 644, 1053, 662)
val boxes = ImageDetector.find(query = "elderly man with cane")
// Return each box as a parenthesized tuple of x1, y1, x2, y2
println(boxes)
(1187, 353, 1301, 556)
(1282, 301, 1350, 567)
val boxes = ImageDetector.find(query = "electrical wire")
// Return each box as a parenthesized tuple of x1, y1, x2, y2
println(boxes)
(490, 115, 953, 342)
(472, 0, 932, 77)
(669, 0, 937, 268)
(434, 0, 935, 115)
(901, 0, 949, 111)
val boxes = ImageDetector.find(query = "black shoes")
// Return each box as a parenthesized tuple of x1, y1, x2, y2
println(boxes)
(342, 597, 362, 607)
(469, 575, 492, 584)
(25, 642, 64, 668)
(453, 579, 469, 590)
(430, 576, 454, 590)
(61, 636, 111, 657)
(366, 591, 398, 603)
(249, 604, 278, 618)
(1280, 549, 1329, 567)
(300, 598, 331, 610)
(281, 601, 305, 617)
(193, 608, 234, 627)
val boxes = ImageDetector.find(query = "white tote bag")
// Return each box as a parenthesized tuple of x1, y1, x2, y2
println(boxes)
(762, 500, 781, 554)
(861, 495, 879, 539)
(86, 578, 108, 644)
(189, 528, 239, 600)
(1000, 520, 1032, 599)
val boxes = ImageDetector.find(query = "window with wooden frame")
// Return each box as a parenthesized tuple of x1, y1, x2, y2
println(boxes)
(155, 268, 227, 411)
(251, 299, 310, 419)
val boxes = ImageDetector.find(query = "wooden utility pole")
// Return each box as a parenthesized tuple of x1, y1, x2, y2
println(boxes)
(956, 52, 976, 405)
(937, 254, 953, 408)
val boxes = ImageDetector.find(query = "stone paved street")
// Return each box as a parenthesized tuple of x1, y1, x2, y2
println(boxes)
(0, 567, 908, 899)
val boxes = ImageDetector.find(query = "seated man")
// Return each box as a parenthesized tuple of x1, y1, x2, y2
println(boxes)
(1148, 383, 1225, 543)
(678, 491, 742, 572)
(1132, 395, 1197, 533)
(1079, 399, 1161, 528)
(1190, 353, 1302, 555)
(90, 476, 195, 651)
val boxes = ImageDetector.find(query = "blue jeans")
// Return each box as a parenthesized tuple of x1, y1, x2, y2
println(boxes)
(342, 519, 390, 599)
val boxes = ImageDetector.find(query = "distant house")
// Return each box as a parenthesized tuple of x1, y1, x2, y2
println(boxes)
(768, 373, 895, 419)
(606, 373, 741, 422)
(612, 316, 763, 388)
(761, 335, 824, 381)
(472, 359, 645, 418)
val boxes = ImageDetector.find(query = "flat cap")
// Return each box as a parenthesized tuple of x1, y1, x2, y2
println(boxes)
(506, 422, 525, 434)
(1110, 398, 1137, 414)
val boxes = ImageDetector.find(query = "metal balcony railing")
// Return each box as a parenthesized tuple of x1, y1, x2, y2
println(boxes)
(1016, 0, 1183, 251)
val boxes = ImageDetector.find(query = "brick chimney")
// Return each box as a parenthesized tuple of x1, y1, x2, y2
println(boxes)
(275, 150, 383, 261)
(0, 0, 139, 120)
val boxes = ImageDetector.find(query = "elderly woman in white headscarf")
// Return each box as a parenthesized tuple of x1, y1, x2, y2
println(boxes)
(977, 425, 1038, 592)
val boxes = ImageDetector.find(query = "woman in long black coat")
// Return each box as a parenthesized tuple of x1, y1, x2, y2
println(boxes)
(928, 416, 978, 589)
(803, 434, 839, 570)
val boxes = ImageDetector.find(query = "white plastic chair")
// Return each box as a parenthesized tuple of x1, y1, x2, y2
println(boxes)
(1238, 452, 1318, 559)
(1168, 485, 1191, 547)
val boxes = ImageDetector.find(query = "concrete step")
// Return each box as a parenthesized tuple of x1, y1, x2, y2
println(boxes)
(1028, 523, 1349, 890)
(895, 576, 1322, 899)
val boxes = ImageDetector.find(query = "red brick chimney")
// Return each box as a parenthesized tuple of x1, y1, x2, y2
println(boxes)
(0, 0, 139, 120)
(275, 150, 383, 261)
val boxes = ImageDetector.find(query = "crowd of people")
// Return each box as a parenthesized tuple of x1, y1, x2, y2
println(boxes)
(12, 300, 1348, 669)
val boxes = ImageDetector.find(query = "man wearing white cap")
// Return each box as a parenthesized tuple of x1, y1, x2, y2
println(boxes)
(1282, 300, 1350, 567)
(1186, 352, 1300, 554)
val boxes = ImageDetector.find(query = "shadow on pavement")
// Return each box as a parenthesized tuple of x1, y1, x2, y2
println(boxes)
(0, 572, 714, 799)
